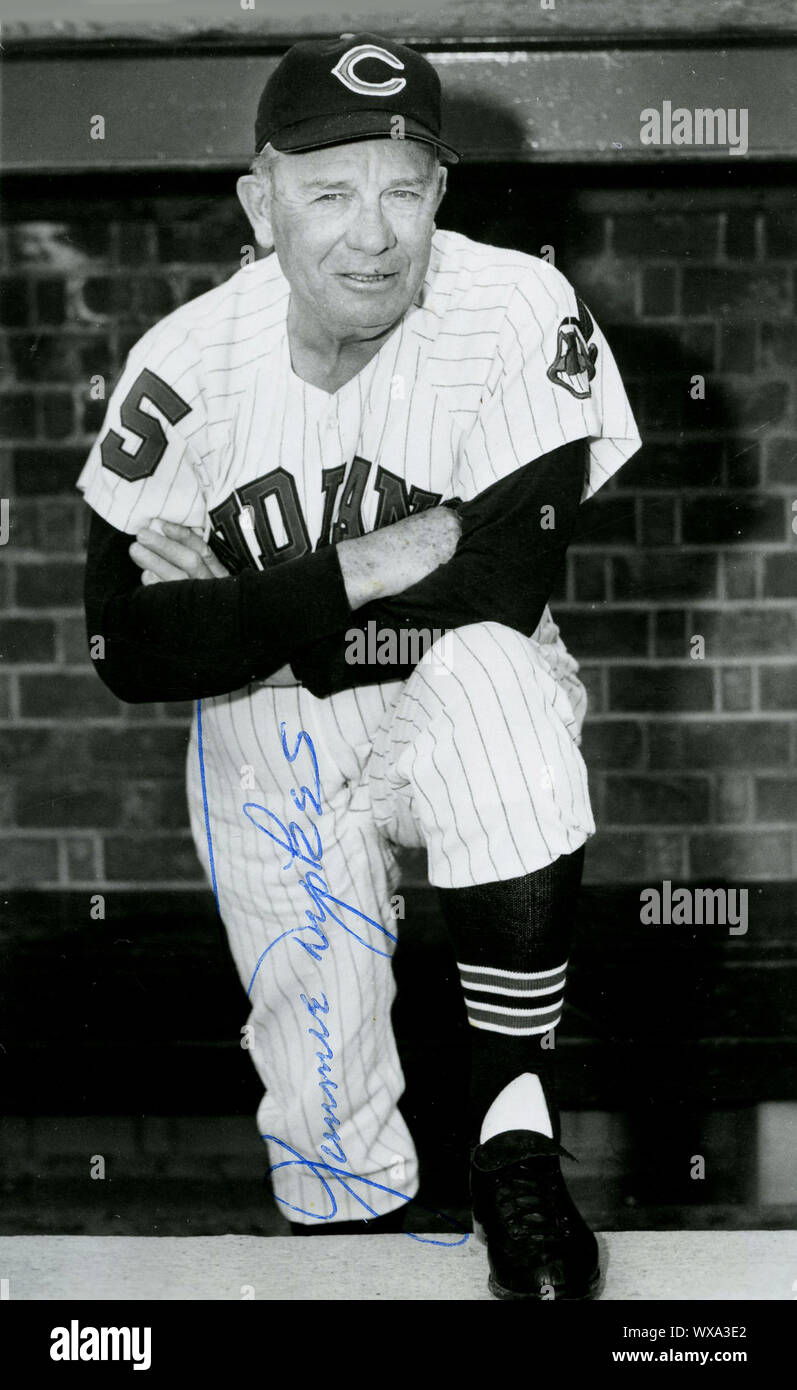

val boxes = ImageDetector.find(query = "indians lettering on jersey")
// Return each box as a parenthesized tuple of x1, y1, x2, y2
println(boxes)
(208, 460, 444, 575)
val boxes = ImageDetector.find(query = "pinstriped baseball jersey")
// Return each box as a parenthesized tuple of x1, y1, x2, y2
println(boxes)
(77, 228, 640, 758)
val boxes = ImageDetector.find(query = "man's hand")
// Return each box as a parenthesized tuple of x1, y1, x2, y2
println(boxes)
(128, 520, 298, 687)
(129, 521, 228, 585)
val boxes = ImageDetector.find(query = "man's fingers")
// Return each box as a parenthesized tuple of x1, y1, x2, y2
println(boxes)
(129, 541, 187, 582)
(162, 520, 224, 570)
(165, 526, 228, 577)
(136, 527, 207, 576)
(131, 523, 229, 582)
(161, 520, 211, 555)
(143, 522, 228, 578)
(205, 551, 228, 579)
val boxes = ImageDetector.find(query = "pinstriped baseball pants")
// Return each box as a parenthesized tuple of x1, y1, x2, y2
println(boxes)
(187, 620, 595, 1224)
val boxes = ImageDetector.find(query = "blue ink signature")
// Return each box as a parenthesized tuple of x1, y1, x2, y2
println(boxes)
(300, 991, 348, 1167)
(197, 703, 468, 1248)
(262, 1134, 470, 1247)
(241, 723, 396, 996)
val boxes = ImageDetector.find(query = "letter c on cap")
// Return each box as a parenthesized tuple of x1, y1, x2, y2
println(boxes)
(331, 44, 406, 97)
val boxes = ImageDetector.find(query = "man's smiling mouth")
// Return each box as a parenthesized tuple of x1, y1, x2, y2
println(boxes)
(339, 271, 398, 284)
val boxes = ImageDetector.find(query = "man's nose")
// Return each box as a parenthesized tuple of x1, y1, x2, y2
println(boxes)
(345, 198, 395, 255)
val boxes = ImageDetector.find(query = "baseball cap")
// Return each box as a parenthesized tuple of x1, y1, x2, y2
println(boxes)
(254, 33, 460, 163)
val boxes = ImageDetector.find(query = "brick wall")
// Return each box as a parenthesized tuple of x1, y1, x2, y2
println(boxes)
(1, 169, 795, 888)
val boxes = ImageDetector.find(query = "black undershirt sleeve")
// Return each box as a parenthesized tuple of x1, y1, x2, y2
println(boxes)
(289, 437, 589, 699)
(83, 508, 352, 703)
(84, 437, 587, 704)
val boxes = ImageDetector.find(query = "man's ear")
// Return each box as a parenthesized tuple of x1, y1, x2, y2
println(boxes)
(434, 163, 448, 214)
(236, 174, 275, 251)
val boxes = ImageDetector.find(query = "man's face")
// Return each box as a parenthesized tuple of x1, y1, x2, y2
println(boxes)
(261, 139, 446, 342)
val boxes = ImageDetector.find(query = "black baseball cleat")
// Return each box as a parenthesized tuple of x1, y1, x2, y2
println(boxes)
(471, 1129, 600, 1301)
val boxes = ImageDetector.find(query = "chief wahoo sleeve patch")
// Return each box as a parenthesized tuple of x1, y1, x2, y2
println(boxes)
(546, 296, 599, 400)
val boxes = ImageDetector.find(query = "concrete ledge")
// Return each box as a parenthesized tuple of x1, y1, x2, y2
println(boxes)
(0, 1232, 794, 1300)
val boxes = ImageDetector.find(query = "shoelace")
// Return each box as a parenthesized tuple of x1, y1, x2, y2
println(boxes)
(495, 1144, 578, 1241)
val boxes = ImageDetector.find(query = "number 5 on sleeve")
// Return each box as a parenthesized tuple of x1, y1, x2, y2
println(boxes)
(100, 368, 192, 482)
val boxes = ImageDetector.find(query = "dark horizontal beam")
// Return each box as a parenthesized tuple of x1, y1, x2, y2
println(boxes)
(3, 46, 794, 171)
(5, 31, 797, 56)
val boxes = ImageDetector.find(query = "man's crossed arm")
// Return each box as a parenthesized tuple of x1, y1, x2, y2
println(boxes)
(291, 438, 588, 697)
(84, 438, 587, 703)
(84, 499, 461, 702)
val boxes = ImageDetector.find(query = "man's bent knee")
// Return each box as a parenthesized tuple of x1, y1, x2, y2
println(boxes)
(416, 621, 559, 703)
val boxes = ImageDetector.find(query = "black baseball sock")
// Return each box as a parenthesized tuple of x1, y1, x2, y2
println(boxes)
(436, 845, 585, 1148)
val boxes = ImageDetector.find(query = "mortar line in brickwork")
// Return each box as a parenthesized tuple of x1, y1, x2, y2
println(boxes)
(578, 661, 790, 678)
(3, 608, 96, 621)
(574, 188, 797, 215)
(53, 620, 70, 669)
(91, 831, 105, 883)
(676, 835, 689, 879)
(581, 658, 795, 670)
(718, 210, 728, 262)
(673, 493, 684, 546)
(706, 773, 719, 828)
(600, 821, 733, 834)
(631, 493, 642, 550)
(568, 543, 791, 554)
(559, 597, 797, 609)
(564, 551, 574, 603)
(55, 838, 71, 888)
(7, 671, 19, 723)
(603, 555, 614, 604)
(3, 718, 134, 728)
(634, 719, 649, 771)
(55, 881, 208, 893)
(711, 667, 722, 715)
(59, 867, 94, 891)
(4, 882, 193, 894)
(568, 543, 702, 553)
(718, 552, 728, 602)
(2, 829, 106, 844)
(70, 831, 103, 885)
(582, 711, 793, 722)
(646, 428, 780, 440)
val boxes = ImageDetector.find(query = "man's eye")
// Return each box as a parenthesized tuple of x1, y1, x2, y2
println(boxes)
(315, 193, 344, 203)
(389, 190, 421, 200)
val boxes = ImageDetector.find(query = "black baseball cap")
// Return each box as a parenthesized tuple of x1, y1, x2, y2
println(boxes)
(254, 33, 460, 163)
